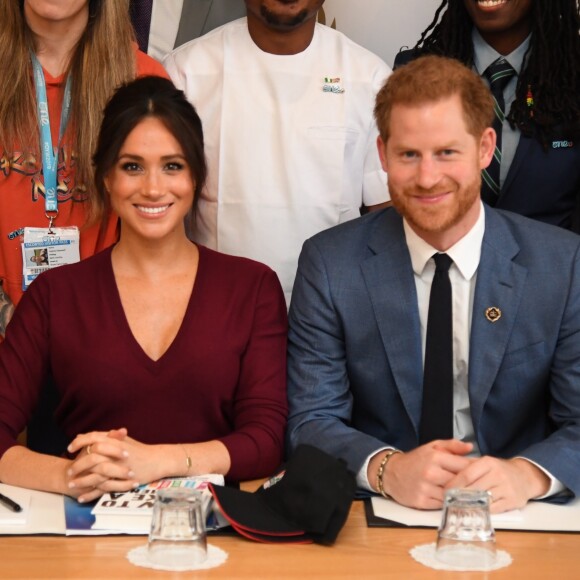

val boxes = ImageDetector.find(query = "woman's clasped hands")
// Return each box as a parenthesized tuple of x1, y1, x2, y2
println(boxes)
(66, 428, 154, 503)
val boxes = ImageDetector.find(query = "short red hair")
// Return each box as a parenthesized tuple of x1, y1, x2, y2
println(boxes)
(374, 55, 494, 141)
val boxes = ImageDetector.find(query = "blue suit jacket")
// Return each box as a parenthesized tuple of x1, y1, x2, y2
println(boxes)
(287, 206, 580, 496)
(393, 50, 580, 231)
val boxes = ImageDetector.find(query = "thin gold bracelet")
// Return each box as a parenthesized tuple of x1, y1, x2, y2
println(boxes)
(180, 444, 192, 475)
(376, 449, 402, 499)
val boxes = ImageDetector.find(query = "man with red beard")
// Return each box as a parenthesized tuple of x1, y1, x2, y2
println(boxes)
(287, 56, 580, 513)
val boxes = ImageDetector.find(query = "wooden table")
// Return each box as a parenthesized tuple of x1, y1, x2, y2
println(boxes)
(1, 499, 579, 579)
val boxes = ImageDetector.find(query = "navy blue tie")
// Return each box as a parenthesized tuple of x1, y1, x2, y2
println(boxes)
(419, 253, 454, 444)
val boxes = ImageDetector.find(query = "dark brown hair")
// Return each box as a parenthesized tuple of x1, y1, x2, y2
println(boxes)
(407, 0, 580, 144)
(92, 76, 207, 224)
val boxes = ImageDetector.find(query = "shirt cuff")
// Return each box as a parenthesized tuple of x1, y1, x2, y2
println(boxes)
(356, 447, 392, 492)
(516, 457, 565, 498)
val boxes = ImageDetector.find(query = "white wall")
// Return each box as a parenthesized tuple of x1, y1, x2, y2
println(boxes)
(322, 0, 443, 67)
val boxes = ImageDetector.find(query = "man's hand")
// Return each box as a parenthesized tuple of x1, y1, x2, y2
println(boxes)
(445, 457, 551, 513)
(374, 440, 474, 509)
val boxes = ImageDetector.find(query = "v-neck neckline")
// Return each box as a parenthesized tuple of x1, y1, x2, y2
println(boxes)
(106, 244, 203, 371)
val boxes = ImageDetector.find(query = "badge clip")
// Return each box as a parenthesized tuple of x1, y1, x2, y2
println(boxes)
(45, 210, 58, 235)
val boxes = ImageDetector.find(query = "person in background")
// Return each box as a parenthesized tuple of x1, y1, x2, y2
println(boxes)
(394, 0, 580, 231)
(129, 0, 246, 61)
(0, 76, 288, 501)
(164, 0, 391, 305)
(0, 0, 167, 338)
(287, 56, 580, 513)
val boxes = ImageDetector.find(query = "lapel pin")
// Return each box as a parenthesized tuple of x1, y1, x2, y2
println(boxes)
(485, 307, 502, 322)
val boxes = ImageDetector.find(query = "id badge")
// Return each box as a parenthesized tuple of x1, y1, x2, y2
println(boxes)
(21, 226, 80, 291)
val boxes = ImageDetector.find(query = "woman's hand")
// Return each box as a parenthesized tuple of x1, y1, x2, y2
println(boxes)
(67, 428, 167, 502)
(66, 428, 140, 502)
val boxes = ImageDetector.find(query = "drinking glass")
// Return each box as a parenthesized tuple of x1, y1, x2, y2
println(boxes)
(435, 488, 496, 568)
(148, 488, 207, 568)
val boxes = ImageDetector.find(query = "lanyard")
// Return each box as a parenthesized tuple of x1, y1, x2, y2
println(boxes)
(30, 52, 72, 222)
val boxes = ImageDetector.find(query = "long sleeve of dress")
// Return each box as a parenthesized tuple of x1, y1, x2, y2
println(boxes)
(0, 273, 51, 455)
(216, 266, 288, 480)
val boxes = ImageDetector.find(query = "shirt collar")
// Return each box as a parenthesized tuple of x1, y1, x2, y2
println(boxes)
(472, 27, 531, 76)
(403, 202, 486, 281)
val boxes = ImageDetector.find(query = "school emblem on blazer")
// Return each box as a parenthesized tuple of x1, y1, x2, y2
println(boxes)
(485, 307, 502, 322)
(552, 140, 574, 149)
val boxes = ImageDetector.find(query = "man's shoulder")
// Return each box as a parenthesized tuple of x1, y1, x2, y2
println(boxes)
(306, 208, 399, 256)
(487, 207, 580, 259)
(314, 23, 388, 70)
(167, 17, 246, 60)
(393, 48, 418, 69)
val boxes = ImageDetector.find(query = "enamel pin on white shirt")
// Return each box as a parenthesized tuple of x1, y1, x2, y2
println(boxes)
(323, 76, 345, 93)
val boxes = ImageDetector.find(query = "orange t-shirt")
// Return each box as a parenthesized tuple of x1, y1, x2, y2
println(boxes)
(0, 49, 167, 308)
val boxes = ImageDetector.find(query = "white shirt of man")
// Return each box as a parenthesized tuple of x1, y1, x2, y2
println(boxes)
(165, 18, 390, 303)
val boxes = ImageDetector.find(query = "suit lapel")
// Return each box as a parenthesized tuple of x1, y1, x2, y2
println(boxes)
(361, 212, 424, 435)
(360, 209, 528, 442)
(468, 208, 527, 444)
(501, 134, 533, 196)
(175, 0, 212, 48)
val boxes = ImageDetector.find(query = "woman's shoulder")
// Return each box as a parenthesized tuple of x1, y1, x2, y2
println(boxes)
(198, 245, 276, 279)
(135, 47, 169, 79)
(196, 246, 285, 302)
(30, 246, 113, 290)
(195, 245, 286, 320)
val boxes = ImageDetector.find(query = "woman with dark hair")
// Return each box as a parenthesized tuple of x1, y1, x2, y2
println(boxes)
(0, 76, 288, 500)
(394, 0, 580, 231)
(0, 0, 166, 338)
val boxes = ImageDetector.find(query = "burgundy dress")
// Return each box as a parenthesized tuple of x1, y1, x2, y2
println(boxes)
(0, 244, 288, 481)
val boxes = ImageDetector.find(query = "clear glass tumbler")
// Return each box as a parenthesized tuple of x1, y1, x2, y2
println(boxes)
(148, 488, 207, 568)
(435, 488, 496, 568)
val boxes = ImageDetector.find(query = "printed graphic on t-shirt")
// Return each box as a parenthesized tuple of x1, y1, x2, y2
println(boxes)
(1, 145, 88, 204)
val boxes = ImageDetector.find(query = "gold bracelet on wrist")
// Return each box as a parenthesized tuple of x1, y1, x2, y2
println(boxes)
(376, 449, 402, 499)
(180, 444, 192, 475)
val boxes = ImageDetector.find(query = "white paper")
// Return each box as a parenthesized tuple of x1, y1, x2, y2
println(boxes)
(0, 485, 31, 525)
(371, 496, 580, 532)
(0, 484, 64, 534)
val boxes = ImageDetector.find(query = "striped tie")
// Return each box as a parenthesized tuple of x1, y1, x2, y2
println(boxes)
(481, 58, 515, 205)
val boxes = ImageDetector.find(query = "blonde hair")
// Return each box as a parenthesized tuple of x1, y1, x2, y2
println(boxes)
(374, 55, 494, 142)
(0, 0, 136, 219)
